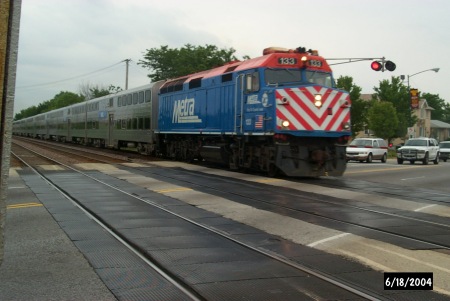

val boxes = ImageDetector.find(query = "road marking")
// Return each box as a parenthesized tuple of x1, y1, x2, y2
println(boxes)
(7, 202, 43, 209)
(345, 165, 436, 174)
(337, 249, 395, 272)
(414, 204, 437, 212)
(257, 179, 283, 183)
(365, 242, 450, 274)
(307, 233, 350, 247)
(401, 176, 425, 181)
(156, 187, 193, 193)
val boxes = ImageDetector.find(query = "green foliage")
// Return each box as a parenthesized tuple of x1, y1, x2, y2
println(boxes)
(14, 91, 84, 120)
(138, 44, 239, 81)
(50, 91, 84, 110)
(372, 76, 412, 137)
(15, 84, 122, 121)
(336, 76, 367, 137)
(421, 92, 446, 120)
(368, 101, 398, 140)
(13, 105, 39, 121)
(89, 85, 122, 99)
(107, 85, 123, 95)
(443, 103, 450, 124)
(350, 98, 371, 137)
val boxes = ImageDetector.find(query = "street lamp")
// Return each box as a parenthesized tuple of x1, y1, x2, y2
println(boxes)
(403, 68, 440, 138)
(407, 68, 440, 89)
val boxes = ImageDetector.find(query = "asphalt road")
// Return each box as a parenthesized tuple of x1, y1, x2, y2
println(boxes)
(344, 158, 450, 193)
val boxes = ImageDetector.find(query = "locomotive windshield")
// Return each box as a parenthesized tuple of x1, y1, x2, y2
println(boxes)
(265, 68, 334, 88)
(305, 70, 333, 88)
(265, 69, 301, 85)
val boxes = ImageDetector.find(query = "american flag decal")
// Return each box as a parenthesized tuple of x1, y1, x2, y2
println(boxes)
(255, 115, 264, 129)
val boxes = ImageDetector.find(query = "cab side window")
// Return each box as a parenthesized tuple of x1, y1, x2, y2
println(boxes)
(245, 72, 260, 93)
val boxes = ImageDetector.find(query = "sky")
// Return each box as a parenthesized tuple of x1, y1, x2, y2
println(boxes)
(14, 0, 450, 114)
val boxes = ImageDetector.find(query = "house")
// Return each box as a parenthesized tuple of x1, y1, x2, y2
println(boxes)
(409, 98, 434, 138)
(431, 119, 450, 141)
(355, 95, 448, 143)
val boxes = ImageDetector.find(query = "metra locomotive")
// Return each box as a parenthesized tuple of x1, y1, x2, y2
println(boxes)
(13, 47, 351, 177)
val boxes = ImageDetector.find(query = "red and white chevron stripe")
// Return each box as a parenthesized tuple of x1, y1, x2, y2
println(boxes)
(276, 86, 350, 132)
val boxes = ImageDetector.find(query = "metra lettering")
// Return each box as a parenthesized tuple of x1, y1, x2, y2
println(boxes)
(172, 97, 203, 123)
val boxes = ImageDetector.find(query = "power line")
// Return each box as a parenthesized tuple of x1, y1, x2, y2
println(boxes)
(16, 61, 125, 89)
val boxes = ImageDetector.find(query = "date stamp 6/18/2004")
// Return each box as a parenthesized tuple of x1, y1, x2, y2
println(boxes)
(384, 272, 433, 290)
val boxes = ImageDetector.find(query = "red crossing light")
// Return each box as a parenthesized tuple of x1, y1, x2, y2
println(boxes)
(371, 61, 382, 71)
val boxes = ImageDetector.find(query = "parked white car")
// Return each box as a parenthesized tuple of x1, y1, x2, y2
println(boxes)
(396, 137, 439, 165)
(346, 138, 388, 163)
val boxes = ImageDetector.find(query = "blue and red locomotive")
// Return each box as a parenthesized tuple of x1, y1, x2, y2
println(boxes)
(13, 47, 351, 177)
(157, 46, 351, 176)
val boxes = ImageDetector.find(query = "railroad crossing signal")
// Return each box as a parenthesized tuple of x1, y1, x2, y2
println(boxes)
(371, 61, 383, 71)
(371, 59, 396, 72)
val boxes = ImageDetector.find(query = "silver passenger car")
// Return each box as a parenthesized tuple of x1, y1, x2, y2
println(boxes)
(12, 82, 165, 155)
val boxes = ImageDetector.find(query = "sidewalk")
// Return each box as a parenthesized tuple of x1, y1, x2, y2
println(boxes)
(0, 168, 116, 301)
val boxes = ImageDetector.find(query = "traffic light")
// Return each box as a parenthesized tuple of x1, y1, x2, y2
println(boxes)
(371, 61, 383, 71)
(370, 60, 396, 72)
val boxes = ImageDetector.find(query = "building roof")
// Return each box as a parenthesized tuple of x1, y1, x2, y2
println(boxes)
(419, 99, 434, 110)
(360, 94, 374, 101)
(431, 120, 450, 128)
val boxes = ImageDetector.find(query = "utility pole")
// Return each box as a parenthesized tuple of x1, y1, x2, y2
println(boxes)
(0, 0, 21, 266)
(124, 59, 131, 90)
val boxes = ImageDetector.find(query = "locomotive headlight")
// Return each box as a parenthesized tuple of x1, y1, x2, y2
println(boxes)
(282, 120, 290, 127)
(314, 94, 323, 107)
(342, 122, 350, 130)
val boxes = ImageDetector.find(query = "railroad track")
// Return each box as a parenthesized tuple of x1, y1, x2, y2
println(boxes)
(127, 164, 450, 249)
(10, 138, 390, 300)
(113, 161, 450, 297)
(12, 136, 134, 164)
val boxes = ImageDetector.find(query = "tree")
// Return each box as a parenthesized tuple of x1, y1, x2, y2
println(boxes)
(421, 92, 446, 120)
(372, 76, 412, 138)
(138, 44, 239, 81)
(49, 91, 84, 111)
(14, 91, 84, 120)
(14, 105, 39, 121)
(78, 81, 120, 100)
(336, 76, 368, 137)
(14, 82, 121, 120)
(443, 102, 450, 124)
(368, 101, 398, 141)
